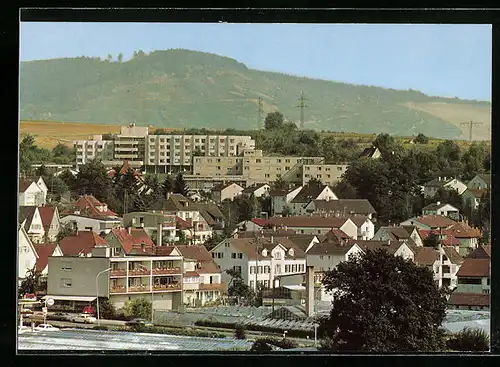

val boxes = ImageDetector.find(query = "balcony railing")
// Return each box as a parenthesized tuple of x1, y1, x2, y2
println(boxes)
(152, 267, 182, 275)
(128, 285, 151, 293)
(110, 285, 126, 293)
(128, 268, 150, 276)
(153, 283, 181, 291)
(110, 269, 127, 277)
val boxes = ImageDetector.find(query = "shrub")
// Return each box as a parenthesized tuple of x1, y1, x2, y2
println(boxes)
(447, 327, 490, 352)
(250, 339, 273, 352)
(123, 298, 152, 320)
(129, 325, 227, 339)
(257, 337, 298, 349)
(234, 324, 246, 340)
(98, 299, 116, 320)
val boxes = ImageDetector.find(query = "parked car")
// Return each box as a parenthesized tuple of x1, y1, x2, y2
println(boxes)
(20, 309, 34, 316)
(83, 306, 96, 315)
(18, 325, 33, 334)
(126, 318, 153, 327)
(35, 324, 60, 331)
(72, 313, 97, 324)
(48, 312, 72, 321)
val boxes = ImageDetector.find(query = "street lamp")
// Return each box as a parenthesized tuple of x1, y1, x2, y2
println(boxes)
(96, 267, 112, 326)
(314, 323, 319, 347)
(137, 263, 154, 324)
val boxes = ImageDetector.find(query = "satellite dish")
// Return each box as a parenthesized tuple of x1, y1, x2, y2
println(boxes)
(46, 298, 55, 307)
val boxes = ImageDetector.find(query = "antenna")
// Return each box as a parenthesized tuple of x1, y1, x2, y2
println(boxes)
(296, 91, 310, 130)
(460, 121, 483, 142)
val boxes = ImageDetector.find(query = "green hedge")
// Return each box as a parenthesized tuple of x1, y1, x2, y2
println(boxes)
(195, 319, 314, 339)
(132, 324, 227, 339)
(256, 337, 298, 349)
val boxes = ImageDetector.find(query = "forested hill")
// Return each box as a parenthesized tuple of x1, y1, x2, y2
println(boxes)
(20, 49, 491, 140)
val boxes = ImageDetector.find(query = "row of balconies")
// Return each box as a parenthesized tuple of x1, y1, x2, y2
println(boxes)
(110, 267, 182, 277)
(110, 283, 182, 294)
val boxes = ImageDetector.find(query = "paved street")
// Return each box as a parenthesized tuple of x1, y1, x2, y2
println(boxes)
(18, 328, 254, 351)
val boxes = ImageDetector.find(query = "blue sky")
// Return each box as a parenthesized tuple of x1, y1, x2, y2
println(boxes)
(20, 22, 492, 101)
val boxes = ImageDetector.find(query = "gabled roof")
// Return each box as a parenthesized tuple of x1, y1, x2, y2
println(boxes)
(71, 195, 118, 219)
(251, 218, 268, 227)
(465, 188, 488, 199)
(290, 184, 329, 204)
(242, 183, 269, 193)
(172, 245, 213, 263)
(401, 225, 418, 235)
(269, 186, 302, 197)
(418, 229, 461, 246)
(422, 202, 457, 211)
(468, 245, 491, 259)
(38, 206, 57, 228)
(413, 246, 439, 266)
(448, 293, 490, 307)
(312, 199, 376, 215)
(322, 229, 351, 244)
(109, 228, 154, 255)
(424, 177, 457, 187)
(58, 231, 108, 256)
(456, 258, 490, 277)
(448, 222, 482, 239)
(286, 235, 318, 252)
(154, 246, 178, 256)
(475, 174, 491, 186)
(306, 240, 358, 256)
(348, 215, 371, 227)
(163, 194, 198, 212)
(197, 202, 225, 220)
(19, 206, 38, 230)
(267, 215, 350, 229)
(33, 243, 58, 272)
(351, 239, 411, 256)
(380, 226, 412, 241)
(225, 237, 306, 261)
(360, 146, 379, 158)
(19, 179, 35, 193)
(404, 215, 458, 229)
(212, 182, 243, 192)
(443, 247, 464, 265)
(235, 229, 296, 238)
(176, 216, 193, 229)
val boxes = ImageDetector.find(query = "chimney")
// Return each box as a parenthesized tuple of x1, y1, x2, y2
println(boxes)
(436, 201, 441, 206)
(271, 236, 274, 244)
(305, 266, 314, 317)
(128, 227, 132, 235)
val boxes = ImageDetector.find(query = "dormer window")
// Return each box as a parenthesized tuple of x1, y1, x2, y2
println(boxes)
(288, 248, 295, 257)
(262, 249, 268, 257)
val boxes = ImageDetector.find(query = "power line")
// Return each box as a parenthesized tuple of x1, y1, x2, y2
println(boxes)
(460, 120, 483, 142)
(296, 91, 310, 130)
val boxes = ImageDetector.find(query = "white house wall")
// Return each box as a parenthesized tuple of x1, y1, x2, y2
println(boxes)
(340, 220, 358, 239)
(18, 228, 37, 281)
(60, 215, 122, 234)
(27, 209, 45, 243)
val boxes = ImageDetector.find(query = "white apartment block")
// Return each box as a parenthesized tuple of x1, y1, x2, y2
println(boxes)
(74, 136, 115, 166)
(302, 164, 349, 186)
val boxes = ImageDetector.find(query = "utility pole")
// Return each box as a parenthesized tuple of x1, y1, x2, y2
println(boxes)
(296, 91, 309, 130)
(460, 121, 483, 142)
(124, 188, 129, 215)
(257, 97, 263, 130)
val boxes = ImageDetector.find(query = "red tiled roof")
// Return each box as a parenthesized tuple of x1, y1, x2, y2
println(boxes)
(197, 261, 221, 274)
(466, 188, 487, 198)
(443, 246, 464, 265)
(185, 271, 200, 277)
(448, 292, 490, 307)
(199, 282, 227, 291)
(155, 246, 177, 256)
(110, 228, 154, 255)
(267, 216, 349, 229)
(73, 195, 118, 218)
(19, 179, 34, 193)
(174, 245, 213, 262)
(38, 206, 56, 228)
(448, 222, 481, 239)
(251, 218, 269, 227)
(413, 247, 439, 266)
(176, 216, 192, 229)
(468, 245, 491, 259)
(33, 243, 58, 272)
(418, 229, 461, 246)
(456, 258, 490, 277)
(58, 231, 108, 256)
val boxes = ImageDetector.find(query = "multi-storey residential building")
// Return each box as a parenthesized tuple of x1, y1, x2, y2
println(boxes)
(157, 245, 226, 307)
(210, 236, 307, 291)
(74, 135, 115, 166)
(448, 245, 490, 310)
(302, 164, 349, 186)
(113, 124, 148, 164)
(413, 245, 464, 289)
(47, 251, 184, 312)
(122, 211, 177, 245)
(305, 199, 376, 219)
(145, 134, 254, 173)
(265, 215, 359, 238)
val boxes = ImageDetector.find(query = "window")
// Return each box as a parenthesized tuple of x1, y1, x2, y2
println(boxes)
(233, 266, 241, 273)
(250, 280, 254, 289)
(60, 278, 72, 288)
(320, 255, 324, 260)
(277, 159, 282, 163)
(264, 280, 269, 288)
(442, 265, 451, 273)
(285, 265, 290, 273)
(337, 167, 343, 171)
(275, 265, 281, 274)
(274, 251, 282, 260)
(61, 263, 72, 271)
(231, 253, 237, 259)
(250, 266, 255, 274)
(487, 278, 490, 285)
(238, 253, 243, 259)
(256, 159, 262, 163)
(285, 166, 290, 171)
(285, 159, 290, 163)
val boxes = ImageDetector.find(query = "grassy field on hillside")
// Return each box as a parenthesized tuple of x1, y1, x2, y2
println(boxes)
(20, 120, 476, 151)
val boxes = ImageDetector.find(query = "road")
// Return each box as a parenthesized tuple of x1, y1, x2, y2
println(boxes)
(18, 328, 254, 351)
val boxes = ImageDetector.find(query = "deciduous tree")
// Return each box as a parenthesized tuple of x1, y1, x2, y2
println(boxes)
(319, 249, 447, 352)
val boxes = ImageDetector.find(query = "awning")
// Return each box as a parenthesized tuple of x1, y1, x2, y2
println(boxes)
(41, 295, 97, 302)
(284, 285, 306, 291)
